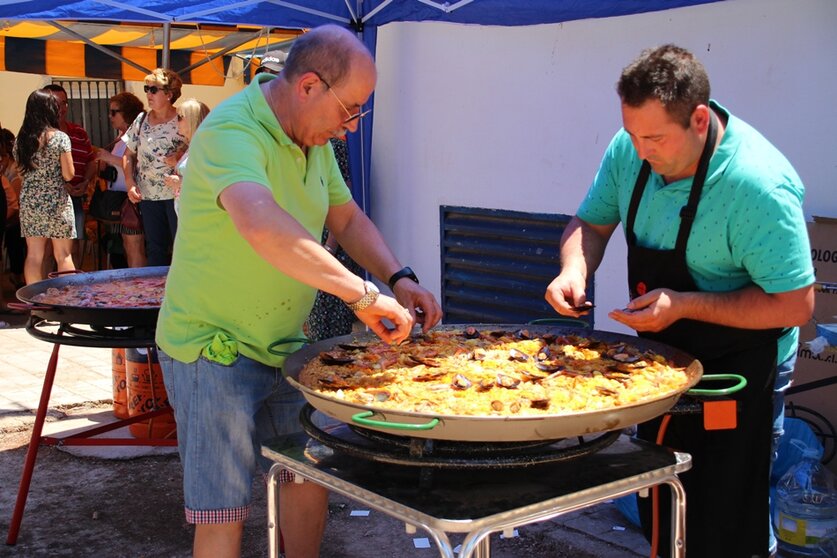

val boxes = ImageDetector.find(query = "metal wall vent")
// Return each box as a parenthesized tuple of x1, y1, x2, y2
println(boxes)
(440, 205, 593, 327)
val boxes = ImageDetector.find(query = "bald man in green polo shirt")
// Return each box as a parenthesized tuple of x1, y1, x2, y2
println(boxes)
(157, 25, 441, 558)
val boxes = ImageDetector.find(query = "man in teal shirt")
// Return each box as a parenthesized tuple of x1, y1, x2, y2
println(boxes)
(157, 25, 441, 558)
(546, 45, 813, 557)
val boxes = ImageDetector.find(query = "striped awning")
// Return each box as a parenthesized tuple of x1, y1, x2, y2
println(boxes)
(0, 21, 301, 85)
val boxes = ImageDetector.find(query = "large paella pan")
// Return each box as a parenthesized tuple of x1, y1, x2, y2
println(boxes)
(15, 267, 168, 328)
(283, 324, 706, 442)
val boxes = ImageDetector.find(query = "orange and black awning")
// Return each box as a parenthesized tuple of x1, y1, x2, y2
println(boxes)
(0, 21, 301, 86)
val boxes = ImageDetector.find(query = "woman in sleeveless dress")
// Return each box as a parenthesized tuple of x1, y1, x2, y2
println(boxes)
(15, 89, 76, 284)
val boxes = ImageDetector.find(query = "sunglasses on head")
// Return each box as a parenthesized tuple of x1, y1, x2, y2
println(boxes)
(143, 85, 164, 94)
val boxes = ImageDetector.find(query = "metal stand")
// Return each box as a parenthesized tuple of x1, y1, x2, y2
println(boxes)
(5, 327, 175, 546)
(263, 432, 690, 558)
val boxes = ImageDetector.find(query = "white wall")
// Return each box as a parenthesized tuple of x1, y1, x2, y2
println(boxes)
(0, 72, 54, 134)
(371, 0, 837, 333)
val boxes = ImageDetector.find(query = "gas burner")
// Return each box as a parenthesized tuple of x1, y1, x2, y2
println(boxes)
(347, 423, 557, 455)
(25, 317, 156, 348)
(299, 404, 620, 469)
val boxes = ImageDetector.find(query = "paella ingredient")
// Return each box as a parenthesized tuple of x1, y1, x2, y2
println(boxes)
(298, 329, 692, 418)
(30, 276, 166, 308)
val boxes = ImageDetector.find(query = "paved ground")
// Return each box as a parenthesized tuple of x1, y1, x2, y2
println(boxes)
(0, 280, 654, 558)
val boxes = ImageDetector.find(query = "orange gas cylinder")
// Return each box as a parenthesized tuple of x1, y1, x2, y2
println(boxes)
(125, 347, 177, 440)
(111, 348, 129, 419)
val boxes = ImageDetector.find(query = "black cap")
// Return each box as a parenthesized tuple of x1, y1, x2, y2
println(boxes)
(256, 50, 287, 75)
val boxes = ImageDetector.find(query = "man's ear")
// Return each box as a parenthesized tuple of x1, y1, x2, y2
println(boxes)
(298, 72, 321, 98)
(691, 104, 711, 133)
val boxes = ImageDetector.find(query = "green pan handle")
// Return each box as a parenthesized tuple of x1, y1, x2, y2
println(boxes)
(267, 337, 310, 356)
(687, 373, 748, 397)
(352, 411, 440, 431)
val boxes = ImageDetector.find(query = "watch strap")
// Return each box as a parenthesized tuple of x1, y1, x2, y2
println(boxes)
(346, 281, 379, 312)
(388, 267, 419, 290)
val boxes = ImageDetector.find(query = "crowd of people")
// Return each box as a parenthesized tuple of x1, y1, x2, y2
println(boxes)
(0, 25, 815, 558)
(0, 69, 214, 292)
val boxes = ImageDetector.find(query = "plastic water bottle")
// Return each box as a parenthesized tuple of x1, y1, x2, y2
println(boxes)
(774, 441, 837, 557)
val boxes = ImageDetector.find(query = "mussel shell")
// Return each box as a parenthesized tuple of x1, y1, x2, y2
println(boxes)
(463, 327, 481, 339)
(508, 348, 529, 362)
(610, 352, 640, 363)
(496, 373, 520, 389)
(317, 376, 351, 389)
(451, 374, 473, 390)
(337, 343, 368, 351)
(535, 361, 564, 373)
(319, 351, 354, 365)
(514, 329, 533, 340)
(477, 378, 495, 392)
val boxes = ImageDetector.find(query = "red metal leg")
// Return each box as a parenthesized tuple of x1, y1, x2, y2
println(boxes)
(6, 343, 178, 545)
(6, 342, 62, 545)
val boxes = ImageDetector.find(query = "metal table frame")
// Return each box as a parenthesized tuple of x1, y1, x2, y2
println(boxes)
(5, 320, 176, 546)
(263, 433, 690, 558)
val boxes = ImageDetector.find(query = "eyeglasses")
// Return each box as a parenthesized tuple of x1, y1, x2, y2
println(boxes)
(109, 109, 122, 116)
(143, 85, 164, 94)
(313, 72, 371, 124)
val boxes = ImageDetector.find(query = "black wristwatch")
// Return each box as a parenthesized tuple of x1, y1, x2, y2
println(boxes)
(388, 267, 419, 290)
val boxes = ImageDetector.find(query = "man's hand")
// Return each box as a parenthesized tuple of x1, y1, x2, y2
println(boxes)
(355, 293, 416, 344)
(391, 279, 443, 333)
(610, 284, 814, 332)
(545, 268, 593, 317)
(66, 180, 88, 197)
(609, 288, 681, 332)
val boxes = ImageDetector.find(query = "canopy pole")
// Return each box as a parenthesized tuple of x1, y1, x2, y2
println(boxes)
(162, 22, 171, 69)
(181, 27, 273, 74)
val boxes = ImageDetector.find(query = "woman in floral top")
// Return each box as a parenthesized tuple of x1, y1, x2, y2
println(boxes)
(123, 68, 186, 266)
(14, 90, 76, 284)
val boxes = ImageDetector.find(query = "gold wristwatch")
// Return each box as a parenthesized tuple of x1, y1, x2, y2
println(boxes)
(345, 281, 380, 312)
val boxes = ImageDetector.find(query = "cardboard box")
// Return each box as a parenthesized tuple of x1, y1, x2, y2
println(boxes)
(786, 217, 837, 473)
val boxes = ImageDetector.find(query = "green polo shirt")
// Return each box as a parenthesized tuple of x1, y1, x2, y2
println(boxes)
(156, 73, 353, 367)
(578, 101, 813, 363)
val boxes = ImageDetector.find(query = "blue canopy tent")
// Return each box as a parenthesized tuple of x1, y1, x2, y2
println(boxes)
(0, 0, 724, 212)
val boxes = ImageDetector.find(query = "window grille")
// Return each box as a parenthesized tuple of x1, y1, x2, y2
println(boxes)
(53, 79, 123, 148)
(440, 205, 593, 327)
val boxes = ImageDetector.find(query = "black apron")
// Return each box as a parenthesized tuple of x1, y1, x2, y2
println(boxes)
(629, 114, 783, 558)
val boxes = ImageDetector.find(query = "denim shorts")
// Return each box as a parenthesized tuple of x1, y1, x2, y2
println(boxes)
(159, 349, 308, 524)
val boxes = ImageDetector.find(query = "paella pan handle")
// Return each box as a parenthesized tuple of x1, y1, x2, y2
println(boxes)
(352, 411, 441, 432)
(687, 373, 747, 397)
(7, 302, 51, 312)
(46, 269, 85, 279)
(528, 317, 591, 328)
(268, 337, 310, 357)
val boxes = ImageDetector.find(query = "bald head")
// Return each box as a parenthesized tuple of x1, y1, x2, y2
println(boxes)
(283, 24, 375, 87)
